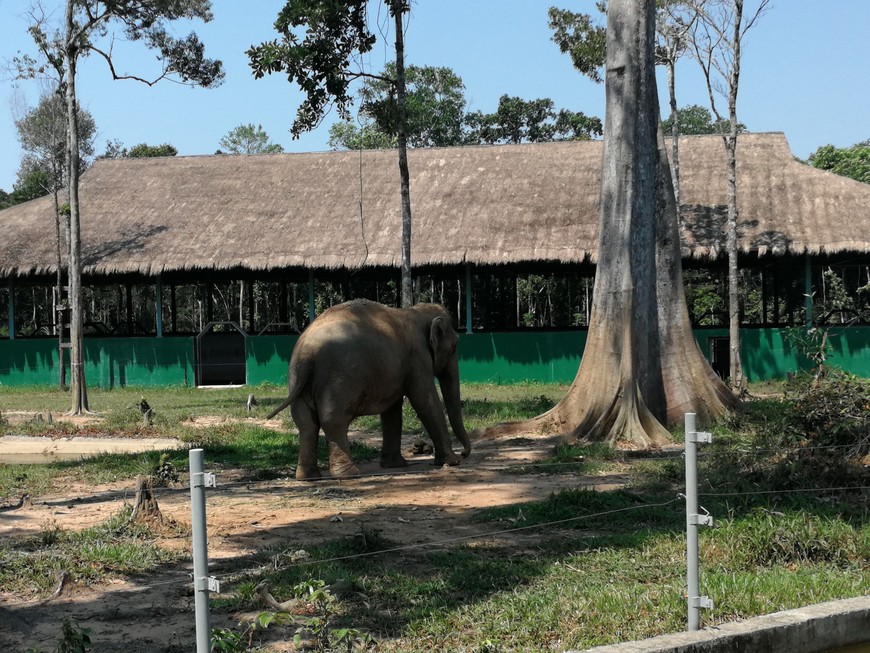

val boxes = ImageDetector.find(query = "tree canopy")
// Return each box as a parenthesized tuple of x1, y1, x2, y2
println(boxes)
(219, 123, 285, 154)
(101, 141, 179, 158)
(14, 92, 96, 202)
(342, 63, 468, 149)
(247, 0, 378, 138)
(660, 104, 745, 135)
(466, 95, 602, 145)
(808, 141, 870, 185)
(328, 63, 602, 151)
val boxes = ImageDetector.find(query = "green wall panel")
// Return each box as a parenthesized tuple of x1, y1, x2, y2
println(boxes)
(0, 337, 194, 388)
(0, 339, 59, 385)
(2, 327, 868, 388)
(458, 331, 586, 384)
(246, 335, 297, 386)
(84, 338, 195, 387)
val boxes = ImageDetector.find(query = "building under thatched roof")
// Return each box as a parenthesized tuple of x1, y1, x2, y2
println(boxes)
(1, 132, 869, 280)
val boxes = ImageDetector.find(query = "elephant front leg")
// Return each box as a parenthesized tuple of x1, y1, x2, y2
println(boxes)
(408, 391, 461, 467)
(379, 399, 408, 468)
(322, 417, 360, 478)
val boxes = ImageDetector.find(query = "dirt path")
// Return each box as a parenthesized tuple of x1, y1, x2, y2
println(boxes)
(0, 429, 631, 652)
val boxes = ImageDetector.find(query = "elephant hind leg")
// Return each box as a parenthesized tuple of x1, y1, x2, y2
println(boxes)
(379, 399, 408, 469)
(291, 402, 321, 481)
(321, 417, 360, 478)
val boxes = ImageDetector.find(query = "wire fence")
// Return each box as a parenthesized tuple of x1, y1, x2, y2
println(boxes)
(9, 430, 869, 651)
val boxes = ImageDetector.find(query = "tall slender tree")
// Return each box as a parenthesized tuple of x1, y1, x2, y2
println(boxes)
(480, 0, 732, 446)
(249, 0, 415, 307)
(17, 0, 223, 413)
(688, 0, 770, 392)
(15, 90, 96, 388)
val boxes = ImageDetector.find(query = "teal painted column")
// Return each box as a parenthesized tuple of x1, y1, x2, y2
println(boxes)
(155, 276, 163, 337)
(804, 253, 813, 326)
(465, 263, 472, 334)
(7, 278, 14, 340)
(308, 270, 316, 324)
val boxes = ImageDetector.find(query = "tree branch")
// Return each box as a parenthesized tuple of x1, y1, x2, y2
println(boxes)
(88, 44, 169, 86)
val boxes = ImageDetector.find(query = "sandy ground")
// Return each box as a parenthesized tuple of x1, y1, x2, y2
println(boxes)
(0, 417, 631, 652)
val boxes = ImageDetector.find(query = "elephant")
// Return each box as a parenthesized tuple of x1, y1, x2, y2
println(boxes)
(267, 299, 472, 480)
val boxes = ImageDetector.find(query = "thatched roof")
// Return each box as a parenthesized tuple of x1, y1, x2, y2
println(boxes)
(2, 132, 868, 279)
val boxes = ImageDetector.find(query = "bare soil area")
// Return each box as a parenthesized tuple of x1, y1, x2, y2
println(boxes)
(0, 422, 631, 652)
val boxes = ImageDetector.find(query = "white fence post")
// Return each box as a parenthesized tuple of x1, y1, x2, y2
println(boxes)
(684, 413, 714, 631)
(189, 448, 220, 653)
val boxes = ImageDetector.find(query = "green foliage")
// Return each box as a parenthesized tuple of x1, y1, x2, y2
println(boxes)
(219, 123, 285, 154)
(661, 104, 745, 136)
(328, 121, 396, 150)
(248, 0, 381, 138)
(211, 610, 300, 652)
(466, 95, 602, 145)
(15, 92, 97, 195)
(683, 269, 725, 325)
(10, 168, 54, 203)
(548, 5, 607, 83)
(808, 141, 870, 185)
(291, 580, 374, 652)
(354, 63, 468, 148)
(327, 62, 601, 149)
(127, 143, 179, 158)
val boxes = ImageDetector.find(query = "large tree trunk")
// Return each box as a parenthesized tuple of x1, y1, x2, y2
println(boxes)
(477, 0, 732, 448)
(393, 2, 413, 308)
(65, 1, 89, 415)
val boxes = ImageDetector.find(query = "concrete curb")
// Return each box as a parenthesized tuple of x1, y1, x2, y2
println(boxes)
(571, 596, 870, 653)
(0, 435, 186, 463)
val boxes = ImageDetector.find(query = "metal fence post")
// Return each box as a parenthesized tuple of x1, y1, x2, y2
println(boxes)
(685, 413, 713, 631)
(189, 448, 219, 653)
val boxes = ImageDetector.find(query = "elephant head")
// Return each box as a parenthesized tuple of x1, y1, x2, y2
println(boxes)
(425, 308, 472, 458)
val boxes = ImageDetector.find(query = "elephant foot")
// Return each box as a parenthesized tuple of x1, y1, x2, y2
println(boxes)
(380, 454, 409, 469)
(296, 465, 322, 481)
(329, 461, 360, 478)
(434, 450, 461, 467)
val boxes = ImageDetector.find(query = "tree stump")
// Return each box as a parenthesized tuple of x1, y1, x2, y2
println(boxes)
(129, 475, 163, 524)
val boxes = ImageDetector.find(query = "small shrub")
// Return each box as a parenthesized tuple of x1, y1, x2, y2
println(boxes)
(788, 369, 870, 456)
(517, 394, 556, 415)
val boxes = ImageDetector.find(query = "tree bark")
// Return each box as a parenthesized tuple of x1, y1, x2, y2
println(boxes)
(726, 0, 745, 391)
(393, 3, 413, 308)
(65, 0, 89, 414)
(477, 0, 732, 448)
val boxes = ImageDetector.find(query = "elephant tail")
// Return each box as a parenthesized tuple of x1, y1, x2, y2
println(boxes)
(266, 356, 313, 419)
(266, 396, 293, 420)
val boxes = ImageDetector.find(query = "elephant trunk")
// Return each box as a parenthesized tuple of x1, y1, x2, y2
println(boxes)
(439, 364, 472, 457)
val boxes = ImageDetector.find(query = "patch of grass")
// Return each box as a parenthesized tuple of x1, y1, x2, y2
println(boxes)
(476, 488, 682, 533)
(0, 507, 183, 598)
(704, 508, 868, 569)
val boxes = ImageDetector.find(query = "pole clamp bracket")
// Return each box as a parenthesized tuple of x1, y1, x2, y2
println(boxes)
(191, 472, 217, 488)
(690, 513, 714, 527)
(688, 430, 712, 444)
(690, 595, 714, 610)
(193, 575, 221, 593)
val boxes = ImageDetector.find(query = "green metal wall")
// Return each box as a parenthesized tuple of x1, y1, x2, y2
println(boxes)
(0, 337, 195, 388)
(1, 327, 868, 388)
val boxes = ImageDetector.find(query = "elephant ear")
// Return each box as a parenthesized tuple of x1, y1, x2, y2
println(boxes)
(429, 316, 449, 371)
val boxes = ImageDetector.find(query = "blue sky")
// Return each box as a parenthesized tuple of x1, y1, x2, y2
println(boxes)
(1, 0, 868, 193)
